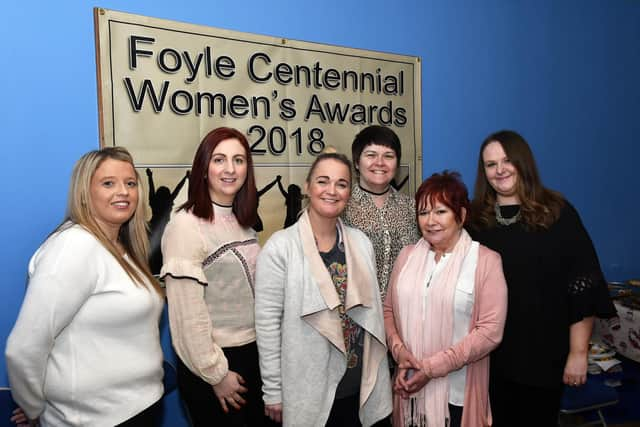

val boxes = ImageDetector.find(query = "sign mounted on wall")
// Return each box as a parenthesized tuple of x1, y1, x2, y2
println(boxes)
(94, 7, 421, 259)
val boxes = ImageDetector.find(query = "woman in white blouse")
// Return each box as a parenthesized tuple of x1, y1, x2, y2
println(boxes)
(161, 127, 274, 426)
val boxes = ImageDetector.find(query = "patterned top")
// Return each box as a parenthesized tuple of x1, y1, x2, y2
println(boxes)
(161, 203, 260, 384)
(342, 185, 420, 299)
(318, 228, 363, 399)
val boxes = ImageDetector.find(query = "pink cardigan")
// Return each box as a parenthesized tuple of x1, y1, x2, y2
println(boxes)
(384, 243, 508, 427)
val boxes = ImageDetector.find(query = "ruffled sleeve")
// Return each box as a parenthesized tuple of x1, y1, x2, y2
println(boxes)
(160, 210, 229, 385)
(160, 210, 207, 286)
(560, 203, 617, 323)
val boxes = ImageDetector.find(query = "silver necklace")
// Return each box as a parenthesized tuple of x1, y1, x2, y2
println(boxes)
(495, 202, 520, 226)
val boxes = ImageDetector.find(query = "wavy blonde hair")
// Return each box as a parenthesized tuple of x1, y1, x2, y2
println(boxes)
(59, 146, 161, 294)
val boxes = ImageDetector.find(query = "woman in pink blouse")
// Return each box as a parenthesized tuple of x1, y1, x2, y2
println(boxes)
(384, 171, 508, 427)
(161, 127, 274, 426)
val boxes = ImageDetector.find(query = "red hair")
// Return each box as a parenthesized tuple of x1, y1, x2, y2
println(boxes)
(179, 127, 258, 227)
(415, 170, 469, 224)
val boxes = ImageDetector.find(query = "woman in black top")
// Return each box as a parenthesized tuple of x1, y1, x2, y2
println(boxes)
(468, 130, 616, 427)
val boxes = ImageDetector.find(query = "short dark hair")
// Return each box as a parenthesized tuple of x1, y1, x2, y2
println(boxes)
(351, 125, 401, 171)
(179, 127, 258, 227)
(415, 170, 469, 225)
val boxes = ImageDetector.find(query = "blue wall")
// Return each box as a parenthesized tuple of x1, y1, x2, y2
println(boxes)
(1, 1, 638, 425)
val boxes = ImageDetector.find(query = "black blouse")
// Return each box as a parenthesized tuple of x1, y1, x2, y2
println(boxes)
(468, 201, 616, 387)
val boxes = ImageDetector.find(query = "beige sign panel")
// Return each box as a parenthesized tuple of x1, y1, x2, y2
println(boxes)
(94, 7, 422, 258)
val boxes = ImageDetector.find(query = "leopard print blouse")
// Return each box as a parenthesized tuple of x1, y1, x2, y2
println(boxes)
(342, 185, 420, 300)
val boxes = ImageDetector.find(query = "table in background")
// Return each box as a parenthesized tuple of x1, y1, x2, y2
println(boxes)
(593, 285, 640, 363)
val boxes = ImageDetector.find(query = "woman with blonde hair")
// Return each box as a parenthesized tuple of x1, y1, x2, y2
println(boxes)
(255, 152, 392, 426)
(6, 147, 164, 426)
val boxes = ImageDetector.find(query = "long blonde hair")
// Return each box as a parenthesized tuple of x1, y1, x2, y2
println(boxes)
(58, 146, 161, 294)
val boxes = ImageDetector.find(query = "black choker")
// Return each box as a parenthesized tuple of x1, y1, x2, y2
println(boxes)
(212, 201, 233, 208)
(358, 184, 390, 196)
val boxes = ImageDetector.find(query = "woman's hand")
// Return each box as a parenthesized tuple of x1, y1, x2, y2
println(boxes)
(10, 407, 38, 427)
(265, 403, 282, 423)
(394, 368, 411, 399)
(394, 366, 431, 397)
(212, 371, 248, 413)
(563, 350, 588, 387)
(564, 317, 593, 387)
(396, 345, 421, 371)
(403, 368, 430, 394)
(394, 346, 430, 396)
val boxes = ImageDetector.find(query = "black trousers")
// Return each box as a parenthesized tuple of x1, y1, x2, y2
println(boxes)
(325, 394, 391, 427)
(400, 403, 462, 427)
(449, 403, 462, 427)
(177, 341, 277, 427)
(490, 375, 563, 427)
(115, 400, 160, 427)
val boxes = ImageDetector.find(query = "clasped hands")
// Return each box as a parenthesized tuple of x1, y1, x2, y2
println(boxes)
(394, 345, 431, 398)
(212, 370, 248, 413)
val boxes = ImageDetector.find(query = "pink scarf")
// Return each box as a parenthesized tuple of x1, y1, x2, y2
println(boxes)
(395, 229, 472, 427)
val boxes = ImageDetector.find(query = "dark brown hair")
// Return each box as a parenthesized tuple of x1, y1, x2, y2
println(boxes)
(179, 127, 257, 227)
(470, 130, 564, 230)
(351, 125, 401, 172)
(416, 170, 469, 225)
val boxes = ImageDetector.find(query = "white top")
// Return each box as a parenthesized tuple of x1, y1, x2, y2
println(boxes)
(425, 241, 478, 406)
(5, 224, 164, 427)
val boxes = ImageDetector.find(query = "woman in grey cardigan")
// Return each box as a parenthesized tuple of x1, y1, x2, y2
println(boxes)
(255, 153, 392, 427)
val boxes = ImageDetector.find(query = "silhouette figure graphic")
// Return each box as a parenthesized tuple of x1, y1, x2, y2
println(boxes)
(147, 168, 189, 275)
(277, 176, 304, 228)
(253, 176, 280, 232)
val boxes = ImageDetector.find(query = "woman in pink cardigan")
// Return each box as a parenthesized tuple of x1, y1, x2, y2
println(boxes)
(384, 171, 508, 427)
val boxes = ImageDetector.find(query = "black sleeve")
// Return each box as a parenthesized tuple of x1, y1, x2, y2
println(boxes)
(560, 202, 617, 323)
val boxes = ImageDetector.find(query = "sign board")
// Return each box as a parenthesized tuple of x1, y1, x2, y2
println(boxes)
(94, 7, 422, 262)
